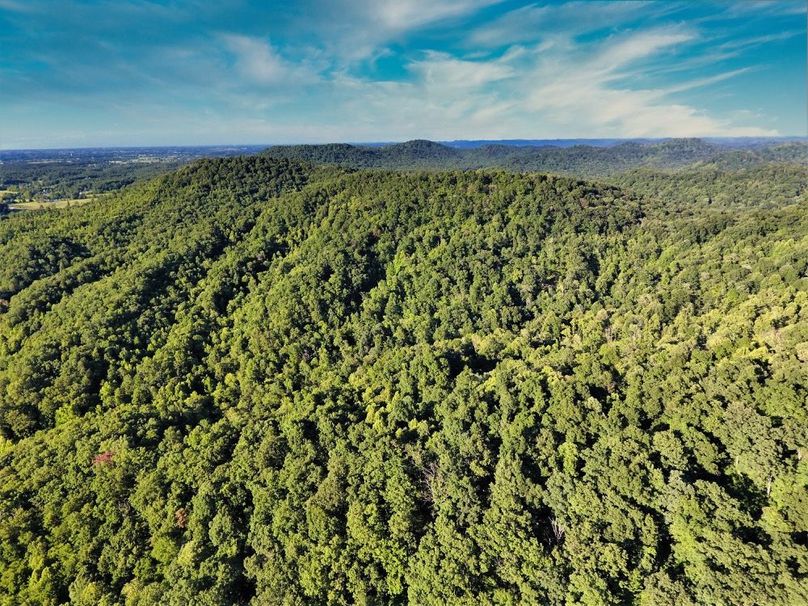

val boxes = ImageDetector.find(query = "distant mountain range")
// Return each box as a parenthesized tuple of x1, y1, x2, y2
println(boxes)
(3, 138, 806, 201)
(263, 137, 808, 176)
(446, 137, 808, 149)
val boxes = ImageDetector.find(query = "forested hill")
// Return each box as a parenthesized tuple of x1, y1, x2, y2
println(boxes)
(264, 137, 808, 175)
(2, 139, 805, 204)
(0, 155, 806, 605)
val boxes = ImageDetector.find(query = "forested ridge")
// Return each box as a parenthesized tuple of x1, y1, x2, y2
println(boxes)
(263, 138, 808, 176)
(2, 138, 805, 204)
(0, 153, 806, 605)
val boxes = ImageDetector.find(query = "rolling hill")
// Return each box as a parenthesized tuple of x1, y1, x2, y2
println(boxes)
(0, 155, 806, 605)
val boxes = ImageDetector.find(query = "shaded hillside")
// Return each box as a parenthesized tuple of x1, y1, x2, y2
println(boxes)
(0, 157, 806, 605)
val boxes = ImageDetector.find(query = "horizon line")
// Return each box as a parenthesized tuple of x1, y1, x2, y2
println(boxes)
(2, 135, 807, 154)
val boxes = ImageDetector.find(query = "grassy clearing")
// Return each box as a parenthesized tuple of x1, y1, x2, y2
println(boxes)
(8, 197, 95, 211)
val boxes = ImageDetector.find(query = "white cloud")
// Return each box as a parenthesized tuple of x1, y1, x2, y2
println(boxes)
(468, 1, 665, 47)
(69, 17, 789, 141)
(367, 0, 500, 33)
(521, 29, 776, 137)
(664, 68, 752, 94)
(287, 0, 501, 63)
(1, 0, 789, 146)
(723, 0, 806, 17)
(409, 51, 515, 90)
(307, 26, 778, 139)
(0, 0, 39, 12)
(221, 35, 319, 86)
(718, 30, 804, 51)
(591, 31, 694, 75)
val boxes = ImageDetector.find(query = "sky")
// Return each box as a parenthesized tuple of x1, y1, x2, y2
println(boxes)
(0, 0, 806, 149)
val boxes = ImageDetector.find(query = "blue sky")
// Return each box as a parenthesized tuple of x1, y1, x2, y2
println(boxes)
(0, 0, 805, 148)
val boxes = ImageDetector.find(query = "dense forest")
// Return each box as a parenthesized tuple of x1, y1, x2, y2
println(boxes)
(0, 149, 806, 605)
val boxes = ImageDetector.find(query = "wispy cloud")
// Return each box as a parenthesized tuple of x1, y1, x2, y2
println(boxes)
(307, 26, 777, 139)
(467, 1, 678, 47)
(367, 0, 500, 33)
(0, 0, 33, 12)
(521, 29, 775, 136)
(664, 67, 752, 94)
(295, 0, 501, 62)
(722, 0, 806, 17)
(0, 0, 802, 147)
(717, 30, 804, 51)
(409, 51, 515, 90)
(221, 35, 320, 86)
(158, 22, 783, 140)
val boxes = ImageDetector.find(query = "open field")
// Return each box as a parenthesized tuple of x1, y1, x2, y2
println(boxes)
(8, 197, 95, 211)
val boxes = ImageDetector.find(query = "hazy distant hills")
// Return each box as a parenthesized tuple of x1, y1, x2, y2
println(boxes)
(2, 137, 805, 201)
(264, 137, 808, 176)
(441, 136, 808, 149)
